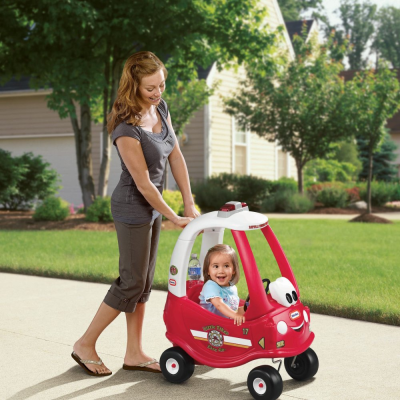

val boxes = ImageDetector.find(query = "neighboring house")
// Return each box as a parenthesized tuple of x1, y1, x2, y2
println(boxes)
(0, 0, 297, 207)
(285, 19, 319, 44)
(340, 69, 400, 178)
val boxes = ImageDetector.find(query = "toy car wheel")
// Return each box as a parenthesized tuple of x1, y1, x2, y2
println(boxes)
(247, 365, 283, 400)
(160, 347, 195, 384)
(284, 347, 319, 381)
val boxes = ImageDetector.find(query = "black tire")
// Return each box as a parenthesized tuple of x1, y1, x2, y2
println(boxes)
(160, 347, 195, 384)
(284, 348, 319, 381)
(247, 365, 283, 400)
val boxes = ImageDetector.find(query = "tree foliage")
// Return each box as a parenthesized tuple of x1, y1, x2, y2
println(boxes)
(224, 28, 351, 193)
(344, 69, 400, 213)
(357, 132, 398, 182)
(374, 6, 400, 68)
(0, 0, 276, 207)
(317, 0, 377, 69)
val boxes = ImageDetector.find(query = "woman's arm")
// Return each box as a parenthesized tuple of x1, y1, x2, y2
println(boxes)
(115, 136, 192, 227)
(209, 297, 246, 326)
(167, 113, 200, 219)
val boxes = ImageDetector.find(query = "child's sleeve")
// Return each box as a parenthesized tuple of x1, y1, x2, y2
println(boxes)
(202, 281, 222, 303)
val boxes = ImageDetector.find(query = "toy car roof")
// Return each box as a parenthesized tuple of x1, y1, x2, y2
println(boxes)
(168, 202, 268, 297)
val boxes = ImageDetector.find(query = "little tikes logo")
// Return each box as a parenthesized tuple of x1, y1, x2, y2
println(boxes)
(169, 279, 176, 286)
(289, 310, 300, 321)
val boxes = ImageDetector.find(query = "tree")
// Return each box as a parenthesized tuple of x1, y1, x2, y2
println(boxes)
(374, 6, 400, 68)
(344, 69, 400, 213)
(277, 0, 323, 22)
(317, 0, 377, 69)
(0, 0, 276, 209)
(224, 28, 350, 193)
(357, 132, 399, 182)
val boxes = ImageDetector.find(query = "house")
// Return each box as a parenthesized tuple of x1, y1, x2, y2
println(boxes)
(0, 0, 297, 207)
(340, 69, 400, 178)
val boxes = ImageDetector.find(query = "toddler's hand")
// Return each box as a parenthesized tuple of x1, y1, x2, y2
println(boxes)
(233, 315, 245, 326)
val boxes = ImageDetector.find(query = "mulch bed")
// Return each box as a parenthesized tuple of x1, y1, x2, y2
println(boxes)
(0, 211, 181, 231)
(1, 206, 399, 231)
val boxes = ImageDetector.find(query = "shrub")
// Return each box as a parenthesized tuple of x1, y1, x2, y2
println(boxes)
(316, 187, 349, 208)
(304, 159, 357, 185)
(358, 181, 399, 206)
(270, 177, 298, 194)
(307, 182, 346, 201)
(235, 174, 271, 211)
(192, 180, 234, 213)
(85, 196, 113, 222)
(0, 150, 59, 210)
(33, 196, 70, 221)
(285, 193, 314, 213)
(261, 190, 314, 213)
(162, 190, 201, 220)
(345, 186, 361, 203)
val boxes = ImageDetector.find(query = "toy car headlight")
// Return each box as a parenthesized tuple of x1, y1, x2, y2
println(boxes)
(269, 277, 298, 308)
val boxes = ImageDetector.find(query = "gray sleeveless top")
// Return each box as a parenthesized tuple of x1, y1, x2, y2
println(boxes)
(110, 98, 176, 224)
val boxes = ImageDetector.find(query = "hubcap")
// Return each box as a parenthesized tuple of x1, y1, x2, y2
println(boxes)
(166, 358, 179, 375)
(253, 377, 267, 395)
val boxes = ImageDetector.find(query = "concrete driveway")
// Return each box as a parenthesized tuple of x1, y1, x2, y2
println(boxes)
(1, 272, 399, 400)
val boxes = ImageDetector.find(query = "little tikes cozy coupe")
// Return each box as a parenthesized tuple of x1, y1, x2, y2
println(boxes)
(161, 202, 319, 400)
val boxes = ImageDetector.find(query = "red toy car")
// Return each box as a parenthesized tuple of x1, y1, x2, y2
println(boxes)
(161, 202, 319, 400)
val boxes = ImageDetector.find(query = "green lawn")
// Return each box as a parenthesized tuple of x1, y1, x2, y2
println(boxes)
(1, 219, 399, 326)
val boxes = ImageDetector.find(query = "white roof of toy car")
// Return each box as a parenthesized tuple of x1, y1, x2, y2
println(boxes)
(179, 203, 268, 241)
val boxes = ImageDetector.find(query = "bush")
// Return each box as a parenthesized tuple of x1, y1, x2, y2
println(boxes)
(162, 190, 201, 220)
(304, 159, 357, 185)
(0, 150, 59, 210)
(270, 177, 298, 194)
(316, 187, 349, 208)
(85, 196, 113, 222)
(358, 181, 399, 206)
(285, 193, 314, 213)
(33, 196, 70, 221)
(193, 173, 275, 212)
(261, 190, 314, 213)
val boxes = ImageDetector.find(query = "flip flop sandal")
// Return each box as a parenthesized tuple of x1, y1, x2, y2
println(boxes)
(123, 358, 162, 373)
(71, 351, 112, 377)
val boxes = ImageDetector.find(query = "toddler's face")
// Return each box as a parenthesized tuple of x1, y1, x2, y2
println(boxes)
(208, 252, 235, 287)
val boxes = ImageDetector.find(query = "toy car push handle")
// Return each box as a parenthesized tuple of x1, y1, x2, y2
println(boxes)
(231, 230, 275, 320)
(261, 225, 300, 296)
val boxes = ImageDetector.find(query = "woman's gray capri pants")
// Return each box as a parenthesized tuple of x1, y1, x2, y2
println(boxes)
(103, 215, 162, 313)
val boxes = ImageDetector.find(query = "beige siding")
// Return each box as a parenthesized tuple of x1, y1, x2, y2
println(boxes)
(0, 95, 72, 137)
(250, 134, 276, 180)
(180, 106, 205, 183)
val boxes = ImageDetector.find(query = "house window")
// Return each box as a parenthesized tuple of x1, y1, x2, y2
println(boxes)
(232, 118, 249, 174)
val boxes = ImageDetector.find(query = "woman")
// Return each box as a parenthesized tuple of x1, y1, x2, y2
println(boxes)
(72, 51, 200, 376)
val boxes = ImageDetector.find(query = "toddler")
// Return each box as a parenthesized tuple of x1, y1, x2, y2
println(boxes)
(199, 244, 245, 326)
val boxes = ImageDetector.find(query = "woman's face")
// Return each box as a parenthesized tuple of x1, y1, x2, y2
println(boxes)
(138, 69, 165, 109)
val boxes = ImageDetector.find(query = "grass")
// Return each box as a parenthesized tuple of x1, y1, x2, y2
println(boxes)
(1, 219, 399, 326)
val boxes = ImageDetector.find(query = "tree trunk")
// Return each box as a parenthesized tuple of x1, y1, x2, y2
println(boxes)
(366, 148, 373, 214)
(70, 101, 95, 210)
(296, 159, 303, 194)
(98, 58, 123, 197)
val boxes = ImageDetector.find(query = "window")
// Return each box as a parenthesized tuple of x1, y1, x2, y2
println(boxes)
(232, 118, 249, 174)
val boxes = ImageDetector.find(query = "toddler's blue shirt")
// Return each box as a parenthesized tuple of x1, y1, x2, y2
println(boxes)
(199, 280, 239, 319)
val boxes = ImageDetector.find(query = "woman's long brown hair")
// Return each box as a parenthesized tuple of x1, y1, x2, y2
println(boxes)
(107, 51, 167, 134)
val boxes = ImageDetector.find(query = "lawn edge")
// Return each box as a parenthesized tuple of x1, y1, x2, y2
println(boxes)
(1, 267, 398, 327)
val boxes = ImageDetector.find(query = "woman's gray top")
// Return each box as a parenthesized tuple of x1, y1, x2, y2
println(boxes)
(110, 98, 176, 224)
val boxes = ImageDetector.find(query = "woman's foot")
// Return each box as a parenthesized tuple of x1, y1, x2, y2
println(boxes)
(73, 339, 112, 375)
(123, 352, 161, 372)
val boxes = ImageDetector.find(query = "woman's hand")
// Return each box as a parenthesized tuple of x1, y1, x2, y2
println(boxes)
(184, 204, 200, 219)
(172, 215, 193, 228)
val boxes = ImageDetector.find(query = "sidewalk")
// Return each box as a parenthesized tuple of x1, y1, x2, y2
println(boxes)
(1, 272, 399, 400)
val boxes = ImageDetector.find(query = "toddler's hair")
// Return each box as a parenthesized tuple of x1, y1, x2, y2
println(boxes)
(203, 244, 240, 285)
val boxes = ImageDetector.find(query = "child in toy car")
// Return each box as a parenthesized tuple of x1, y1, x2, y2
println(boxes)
(199, 244, 246, 326)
